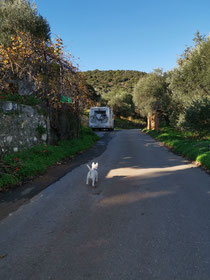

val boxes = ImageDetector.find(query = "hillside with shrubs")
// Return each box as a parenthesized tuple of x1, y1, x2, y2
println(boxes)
(83, 70, 146, 95)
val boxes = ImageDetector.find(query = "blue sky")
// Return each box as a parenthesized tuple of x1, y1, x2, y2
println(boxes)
(35, 0, 210, 73)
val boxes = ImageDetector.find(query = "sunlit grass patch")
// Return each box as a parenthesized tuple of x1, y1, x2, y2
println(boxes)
(145, 127, 210, 171)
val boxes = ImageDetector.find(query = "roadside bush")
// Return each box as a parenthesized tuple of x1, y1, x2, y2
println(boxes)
(178, 97, 210, 134)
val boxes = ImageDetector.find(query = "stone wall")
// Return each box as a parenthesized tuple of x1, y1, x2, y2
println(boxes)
(0, 101, 48, 154)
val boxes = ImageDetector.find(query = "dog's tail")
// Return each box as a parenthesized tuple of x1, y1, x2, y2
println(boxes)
(87, 164, 91, 170)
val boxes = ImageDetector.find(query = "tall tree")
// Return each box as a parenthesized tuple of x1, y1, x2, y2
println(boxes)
(133, 69, 169, 130)
(0, 0, 50, 46)
(167, 32, 210, 128)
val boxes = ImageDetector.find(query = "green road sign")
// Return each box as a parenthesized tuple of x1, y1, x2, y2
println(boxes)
(60, 96, 72, 103)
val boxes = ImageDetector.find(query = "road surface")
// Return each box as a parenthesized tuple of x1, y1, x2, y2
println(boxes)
(0, 129, 210, 280)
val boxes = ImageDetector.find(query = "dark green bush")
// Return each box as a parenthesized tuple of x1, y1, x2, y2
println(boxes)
(181, 98, 210, 134)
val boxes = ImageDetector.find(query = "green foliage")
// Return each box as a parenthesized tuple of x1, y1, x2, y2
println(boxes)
(0, 173, 19, 190)
(36, 125, 46, 136)
(178, 97, 210, 134)
(101, 88, 134, 117)
(0, 92, 41, 106)
(83, 70, 146, 97)
(133, 69, 169, 117)
(0, 0, 50, 46)
(145, 127, 210, 170)
(167, 32, 210, 127)
(0, 126, 99, 191)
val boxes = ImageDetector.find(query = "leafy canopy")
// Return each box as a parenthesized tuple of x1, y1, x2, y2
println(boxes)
(0, 0, 50, 45)
(180, 97, 210, 134)
(133, 69, 168, 117)
(167, 31, 210, 128)
(101, 88, 134, 117)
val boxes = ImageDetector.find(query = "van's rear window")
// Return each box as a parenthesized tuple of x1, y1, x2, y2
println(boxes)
(94, 111, 106, 115)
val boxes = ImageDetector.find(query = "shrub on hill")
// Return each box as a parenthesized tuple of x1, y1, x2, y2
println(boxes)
(83, 70, 146, 96)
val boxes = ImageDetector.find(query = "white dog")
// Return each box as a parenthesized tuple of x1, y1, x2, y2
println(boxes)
(86, 162, 98, 187)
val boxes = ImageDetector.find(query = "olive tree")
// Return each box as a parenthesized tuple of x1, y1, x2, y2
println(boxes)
(167, 32, 210, 129)
(178, 97, 210, 135)
(133, 69, 169, 130)
(0, 0, 50, 46)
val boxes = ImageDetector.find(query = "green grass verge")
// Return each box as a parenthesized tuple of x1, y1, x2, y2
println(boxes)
(143, 127, 210, 171)
(0, 126, 99, 191)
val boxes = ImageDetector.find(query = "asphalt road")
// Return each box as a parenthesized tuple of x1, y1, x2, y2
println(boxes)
(0, 129, 210, 280)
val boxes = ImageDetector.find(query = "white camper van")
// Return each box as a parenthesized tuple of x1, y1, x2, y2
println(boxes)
(89, 107, 114, 130)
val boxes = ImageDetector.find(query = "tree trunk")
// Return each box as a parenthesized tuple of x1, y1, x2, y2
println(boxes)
(147, 115, 152, 130)
(151, 112, 160, 131)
